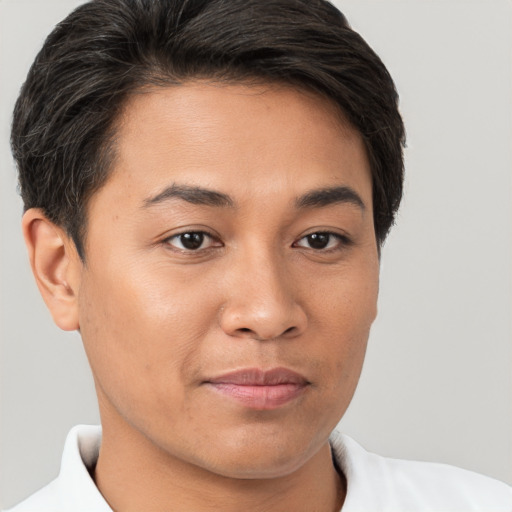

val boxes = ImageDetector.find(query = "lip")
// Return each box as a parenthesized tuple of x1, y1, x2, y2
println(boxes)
(204, 368, 310, 410)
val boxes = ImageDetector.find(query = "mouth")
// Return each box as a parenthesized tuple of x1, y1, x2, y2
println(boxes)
(204, 367, 310, 410)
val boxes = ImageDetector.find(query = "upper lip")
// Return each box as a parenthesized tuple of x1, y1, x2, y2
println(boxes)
(205, 367, 309, 386)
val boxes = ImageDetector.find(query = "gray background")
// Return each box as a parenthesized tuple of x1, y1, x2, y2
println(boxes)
(1, 0, 511, 508)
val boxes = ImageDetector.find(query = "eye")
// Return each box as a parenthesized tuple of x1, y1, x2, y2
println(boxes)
(165, 231, 219, 251)
(293, 232, 349, 251)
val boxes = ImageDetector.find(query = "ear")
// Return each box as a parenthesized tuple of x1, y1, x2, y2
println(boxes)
(22, 208, 82, 331)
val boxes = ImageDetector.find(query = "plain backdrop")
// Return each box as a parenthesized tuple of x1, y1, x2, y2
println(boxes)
(1, 0, 511, 508)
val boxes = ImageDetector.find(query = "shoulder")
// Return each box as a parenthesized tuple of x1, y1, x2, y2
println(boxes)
(4, 479, 61, 512)
(4, 425, 109, 512)
(378, 454, 512, 511)
(330, 431, 512, 511)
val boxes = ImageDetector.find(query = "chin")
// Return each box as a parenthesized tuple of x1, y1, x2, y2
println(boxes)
(206, 453, 310, 480)
(191, 428, 324, 480)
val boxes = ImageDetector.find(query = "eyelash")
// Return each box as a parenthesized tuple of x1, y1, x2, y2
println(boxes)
(163, 230, 351, 253)
(163, 231, 220, 252)
(292, 231, 352, 252)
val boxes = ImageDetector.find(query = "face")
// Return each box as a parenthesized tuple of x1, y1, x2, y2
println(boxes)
(77, 82, 379, 478)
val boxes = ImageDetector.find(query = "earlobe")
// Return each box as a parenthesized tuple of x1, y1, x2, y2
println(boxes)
(22, 208, 81, 331)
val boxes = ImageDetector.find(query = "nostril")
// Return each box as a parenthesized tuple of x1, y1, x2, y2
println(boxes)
(234, 325, 298, 340)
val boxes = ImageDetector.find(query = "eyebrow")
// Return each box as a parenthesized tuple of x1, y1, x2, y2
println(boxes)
(142, 184, 235, 209)
(142, 183, 365, 212)
(295, 186, 365, 211)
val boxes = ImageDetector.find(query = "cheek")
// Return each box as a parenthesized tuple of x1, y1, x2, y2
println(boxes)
(310, 260, 378, 390)
(76, 260, 219, 412)
(309, 255, 378, 330)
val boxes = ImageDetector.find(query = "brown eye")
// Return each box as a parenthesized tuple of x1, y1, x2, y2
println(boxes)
(305, 233, 330, 249)
(166, 232, 213, 251)
(294, 232, 348, 251)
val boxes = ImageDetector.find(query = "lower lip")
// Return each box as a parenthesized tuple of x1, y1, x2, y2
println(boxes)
(206, 383, 307, 410)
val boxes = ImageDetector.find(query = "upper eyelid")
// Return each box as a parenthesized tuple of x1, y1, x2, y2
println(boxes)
(163, 229, 218, 242)
(297, 230, 351, 242)
(293, 231, 352, 249)
(163, 230, 349, 240)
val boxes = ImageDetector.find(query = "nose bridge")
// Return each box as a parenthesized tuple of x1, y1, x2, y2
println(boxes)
(220, 243, 306, 340)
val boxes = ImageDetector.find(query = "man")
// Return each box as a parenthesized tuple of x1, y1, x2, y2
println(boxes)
(6, 0, 511, 510)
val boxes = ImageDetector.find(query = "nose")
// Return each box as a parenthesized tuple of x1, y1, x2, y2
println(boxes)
(219, 250, 308, 341)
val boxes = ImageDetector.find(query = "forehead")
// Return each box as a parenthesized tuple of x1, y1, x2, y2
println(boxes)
(93, 82, 371, 211)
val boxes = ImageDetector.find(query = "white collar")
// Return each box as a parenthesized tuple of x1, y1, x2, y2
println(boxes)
(56, 425, 111, 511)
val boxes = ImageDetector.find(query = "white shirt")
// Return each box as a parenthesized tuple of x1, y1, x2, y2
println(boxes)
(6, 425, 512, 511)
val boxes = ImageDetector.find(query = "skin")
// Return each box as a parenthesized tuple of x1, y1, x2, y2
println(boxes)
(23, 82, 379, 512)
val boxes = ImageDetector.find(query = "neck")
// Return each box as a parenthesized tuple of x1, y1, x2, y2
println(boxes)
(93, 419, 345, 512)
